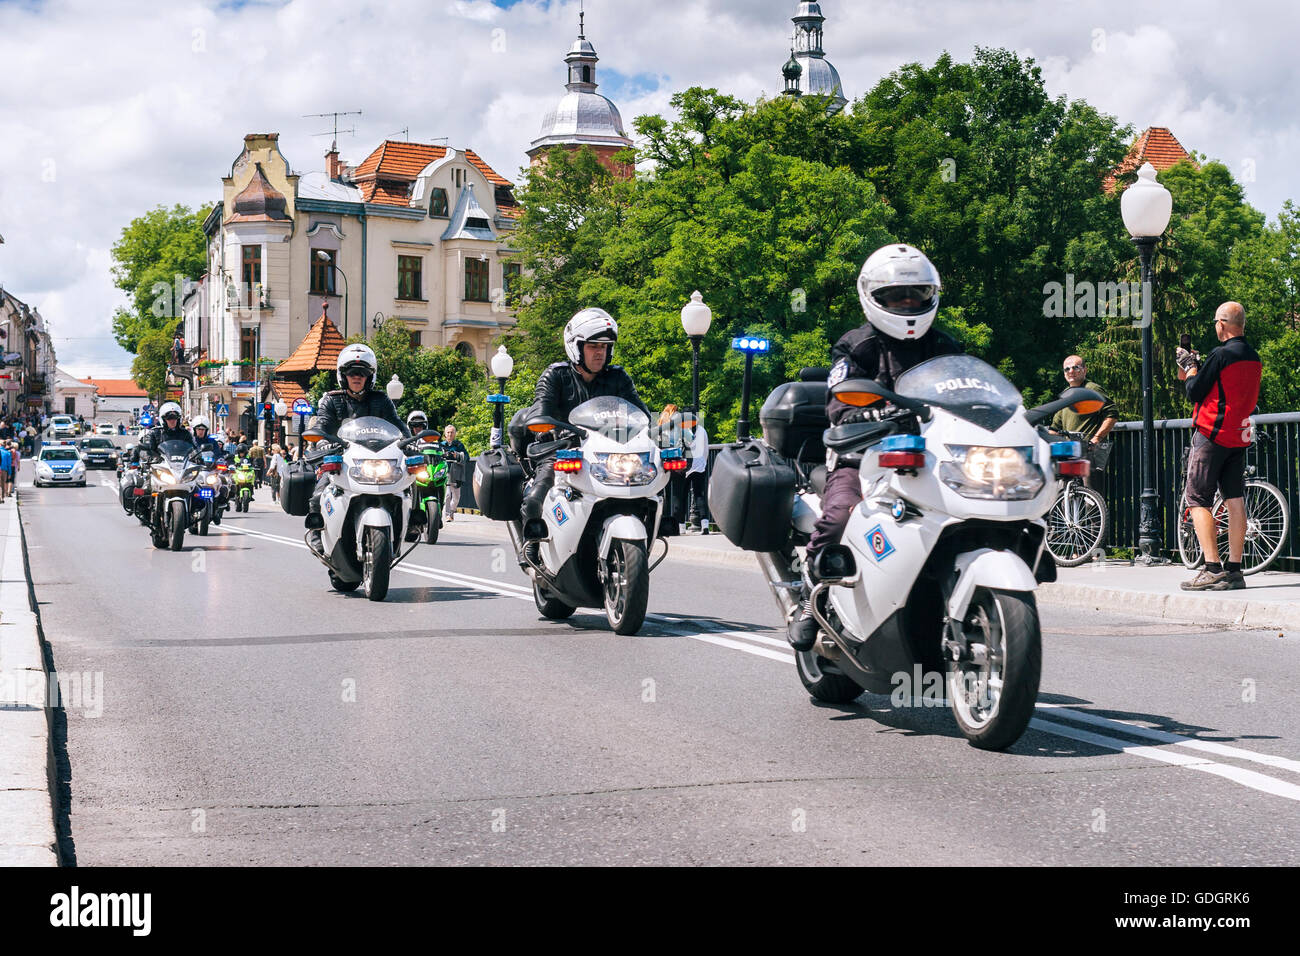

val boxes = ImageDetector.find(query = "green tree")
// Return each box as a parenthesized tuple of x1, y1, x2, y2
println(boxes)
(130, 326, 178, 399)
(110, 204, 211, 354)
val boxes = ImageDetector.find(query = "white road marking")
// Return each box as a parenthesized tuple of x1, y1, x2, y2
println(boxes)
(211, 518, 1300, 803)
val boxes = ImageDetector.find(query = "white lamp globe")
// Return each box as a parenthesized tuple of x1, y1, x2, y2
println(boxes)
(386, 374, 404, 401)
(490, 345, 514, 379)
(681, 290, 712, 338)
(1121, 163, 1173, 238)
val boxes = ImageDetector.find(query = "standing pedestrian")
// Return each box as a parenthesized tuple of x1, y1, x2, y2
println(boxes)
(267, 444, 287, 502)
(0, 443, 11, 502)
(685, 417, 709, 532)
(1177, 301, 1262, 591)
(442, 425, 467, 521)
(250, 439, 266, 488)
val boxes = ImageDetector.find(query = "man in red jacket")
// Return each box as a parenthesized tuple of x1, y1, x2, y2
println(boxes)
(1176, 301, 1262, 591)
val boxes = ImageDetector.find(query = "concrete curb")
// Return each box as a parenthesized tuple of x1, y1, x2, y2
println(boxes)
(0, 494, 60, 866)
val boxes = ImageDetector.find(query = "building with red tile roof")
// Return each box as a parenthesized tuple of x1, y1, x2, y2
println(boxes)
(1104, 127, 1198, 192)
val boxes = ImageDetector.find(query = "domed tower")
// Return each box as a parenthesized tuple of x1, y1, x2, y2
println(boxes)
(787, 2, 847, 113)
(782, 49, 803, 98)
(527, 9, 634, 178)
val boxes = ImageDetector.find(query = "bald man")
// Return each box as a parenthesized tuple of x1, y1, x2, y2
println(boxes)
(1177, 301, 1262, 591)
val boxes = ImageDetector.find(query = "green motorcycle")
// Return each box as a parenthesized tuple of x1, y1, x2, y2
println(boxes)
(233, 456, 256, 512)
(411, 441, 449, 544)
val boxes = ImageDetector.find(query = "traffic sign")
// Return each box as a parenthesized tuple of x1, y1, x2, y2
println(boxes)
(215, 403, 230, 416)
(293, 399, 313, 416)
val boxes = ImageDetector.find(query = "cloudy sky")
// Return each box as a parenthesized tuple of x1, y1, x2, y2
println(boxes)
(1, 0, 1297, 376)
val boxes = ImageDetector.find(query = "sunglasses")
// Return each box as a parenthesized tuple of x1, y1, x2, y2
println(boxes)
(1063, 365, 1084, 373)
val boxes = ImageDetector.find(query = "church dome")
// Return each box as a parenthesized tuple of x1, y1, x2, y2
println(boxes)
(528, 13, 633, 157)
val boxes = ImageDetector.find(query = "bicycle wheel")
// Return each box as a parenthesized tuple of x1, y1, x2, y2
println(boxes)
(1177, 488, 1204, 569)
(1240, 480, 1289, 574)
(1045, 483, 1108, 567)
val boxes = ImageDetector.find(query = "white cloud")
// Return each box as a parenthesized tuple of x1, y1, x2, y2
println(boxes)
(1, 0, 1297, 375)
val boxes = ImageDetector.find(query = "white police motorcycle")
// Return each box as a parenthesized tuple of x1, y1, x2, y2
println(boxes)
(143, 438, 201, 551)
(511, 397, 685, 635)
(720, 355, 1101, 750)
(301, 416, 432, 601)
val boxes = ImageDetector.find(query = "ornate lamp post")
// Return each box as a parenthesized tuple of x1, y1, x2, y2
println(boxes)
(1121, 162, 1174, 564)
(489, 345, 514, 448)
(386, 374, 404, 402)
(680, 291, 712, 417)
(316, 250, 349, 337)
(274, 400, 287, 447)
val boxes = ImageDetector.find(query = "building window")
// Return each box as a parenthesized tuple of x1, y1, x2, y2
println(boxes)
(429, 188, 449, 218)
(465, 257, 490, 302)
(240, 327, 258, 365)
(582, 65, 591, 84)
(408, 332, 422, 349)
(65, 397, 76, 415)
(310, 249, 336, 294)
(455, 341, 476, 360)
(241, 245, 261, 306)
(398, 256, 423, 301)
(503, 263, 521, 300)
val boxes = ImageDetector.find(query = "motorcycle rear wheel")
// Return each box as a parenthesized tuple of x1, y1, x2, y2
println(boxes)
(946, 588, 1040, 751)
(533, 577, 576, 620)
(362, 526, 392, 602)
(795, 650, 862, 703)
(330, 572, 361, 593)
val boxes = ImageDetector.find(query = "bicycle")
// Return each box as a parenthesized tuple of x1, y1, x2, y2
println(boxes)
(1176, 433, 1290, 574)
(1044, 432, 1109, 567)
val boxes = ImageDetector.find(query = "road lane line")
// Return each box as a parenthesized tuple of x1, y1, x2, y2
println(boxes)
(1035, 703, 1300, 776)
(1030, 717, 1300, 802)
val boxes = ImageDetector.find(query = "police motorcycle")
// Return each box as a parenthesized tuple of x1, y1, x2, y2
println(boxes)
(481, 397, 687, 635)
(139, 436, 203, 551)
(710, 355, 1102, 750)
(119, 445, 147, 520)
(293, 418, 439, 602)
(187, 450, 224, 536)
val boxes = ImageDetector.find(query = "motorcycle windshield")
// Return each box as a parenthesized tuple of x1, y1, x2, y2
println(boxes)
(338, 416, 403, 452)
(895, 355, 1022, 432)
(158, 440, 196, 465)
(569, 397, 650, 444)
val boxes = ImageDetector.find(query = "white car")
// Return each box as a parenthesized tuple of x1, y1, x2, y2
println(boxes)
(95, 423, 116, 436)
(34, 444, 87, 487)
(50, 415, 77, 438)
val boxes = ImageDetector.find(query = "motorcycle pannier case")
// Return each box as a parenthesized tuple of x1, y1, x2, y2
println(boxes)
(708, 438, 797, 552)
(759, 380, 829, 462)
(473, 447, 526, 521)
(279, 461, 316, 517)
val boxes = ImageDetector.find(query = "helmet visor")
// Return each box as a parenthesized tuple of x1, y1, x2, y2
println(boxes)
(341, 363, 372, 379)
(871, 284, 938, 316)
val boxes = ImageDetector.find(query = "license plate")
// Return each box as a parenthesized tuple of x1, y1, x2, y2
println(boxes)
(198, 488, 214, 499)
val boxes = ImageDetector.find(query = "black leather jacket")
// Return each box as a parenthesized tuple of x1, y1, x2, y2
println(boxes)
(826, 326, 962, 425)
(534, 361, 648, 422)
(193, 434, 225, 461)
(313, 389, 409, 438)
(142, 425, 194, 455)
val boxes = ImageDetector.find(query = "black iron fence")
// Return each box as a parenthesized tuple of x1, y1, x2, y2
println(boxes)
(1097, 413, 1300, 572)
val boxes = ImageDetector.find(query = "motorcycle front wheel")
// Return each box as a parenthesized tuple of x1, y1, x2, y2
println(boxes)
(425, 500, 440, 545)
(168, 499, 186, 551)
(362, 525, 392, 602)
(946, 588, 1041, 751)
(602, 539, 649, 635)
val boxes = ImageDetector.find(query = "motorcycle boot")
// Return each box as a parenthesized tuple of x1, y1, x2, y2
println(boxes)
(787, 573, 820, 652)
(305, 493, 325, 555)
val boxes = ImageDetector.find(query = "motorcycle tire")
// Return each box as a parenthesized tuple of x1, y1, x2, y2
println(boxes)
(425, 502, 440, 545)
(198, 515, 209, 536)
(533, 577, 576, 620)
(795, 651, 863, 704)
(362, 525, 392, 602)
(602, 539, 649, 635)
(168, 500, 186, 551)
(946, 588, 1041, 751)
(329, 572, 361, 593)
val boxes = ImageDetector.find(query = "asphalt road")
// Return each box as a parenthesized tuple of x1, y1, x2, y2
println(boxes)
(17, 463, 1300, 865)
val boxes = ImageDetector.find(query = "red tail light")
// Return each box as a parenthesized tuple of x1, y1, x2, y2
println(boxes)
(1056, 459, 1090, 478)
(132, 488, 147, 496)
(318, 461, 342, 475)
(663, 457, 688, 472)
(879, 451, 925, 470)
(553, 458, 582, 473)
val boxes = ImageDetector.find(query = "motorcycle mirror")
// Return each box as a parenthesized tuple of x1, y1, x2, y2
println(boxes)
(1072, 399, 1105, 414)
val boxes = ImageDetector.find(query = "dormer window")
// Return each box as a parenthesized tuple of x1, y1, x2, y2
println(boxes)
(429, 187, 449, 218)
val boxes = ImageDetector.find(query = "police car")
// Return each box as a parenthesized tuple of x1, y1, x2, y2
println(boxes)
(50, 415, 78, 438)
(34, 442, 87, 487)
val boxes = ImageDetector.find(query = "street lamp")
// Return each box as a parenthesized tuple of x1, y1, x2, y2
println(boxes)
(489, 345, 514, 448)
(273, 400, 288, 447)
(316, 250, 349, 338)
(1121, 161, 1174, 564)
(386, 374, 404, 402)
(680, 290, 712, 418)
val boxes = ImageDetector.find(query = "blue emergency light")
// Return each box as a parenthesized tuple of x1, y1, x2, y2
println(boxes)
(880, 434, 925, 452)
(731, 336, 770, 353)
(1050, 440, 1082, 459)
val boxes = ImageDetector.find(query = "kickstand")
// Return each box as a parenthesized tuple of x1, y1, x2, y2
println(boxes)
(649, 536, 669, 572)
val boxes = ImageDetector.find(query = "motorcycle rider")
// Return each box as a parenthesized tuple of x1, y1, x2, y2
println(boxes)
(305, 343, 410, 553)
(191, 415, 224, 459)
(140, 402, 193, 453)
(788, 244, 963, 651)
(518, 308, 649, 553)
(406, 410, 435, 443)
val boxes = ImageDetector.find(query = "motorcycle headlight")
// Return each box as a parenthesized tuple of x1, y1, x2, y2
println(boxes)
(349, 458, 403, 484)
(590, 452, 656, 486)
(152, 466, 177, 485)
(206, 474, 221, 487)
(939, 445, 1043, 500)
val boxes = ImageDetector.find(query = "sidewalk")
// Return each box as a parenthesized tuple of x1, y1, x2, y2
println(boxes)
(0, 495, 60, 865)
(449, 511, 1300, 634)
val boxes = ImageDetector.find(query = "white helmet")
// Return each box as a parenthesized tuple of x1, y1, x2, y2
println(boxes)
(158, 401, 183, 423)
(406, 410, 429, 428)
(191, 415, 210, 433)
(336, 343, 378, 391)
(563, 307, 618, 370)
(857, 244, 942, 340)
